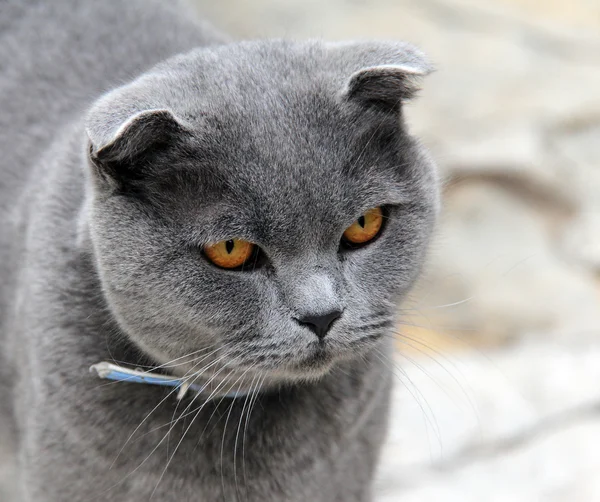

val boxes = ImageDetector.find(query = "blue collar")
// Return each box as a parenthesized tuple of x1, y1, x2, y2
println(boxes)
(90, 361, 244, 400)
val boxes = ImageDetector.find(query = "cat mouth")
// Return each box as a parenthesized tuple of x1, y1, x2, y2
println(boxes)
(297, 341, 336, 371)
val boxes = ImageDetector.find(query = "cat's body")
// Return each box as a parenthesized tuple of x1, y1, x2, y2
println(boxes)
(0, 1, 438, 501)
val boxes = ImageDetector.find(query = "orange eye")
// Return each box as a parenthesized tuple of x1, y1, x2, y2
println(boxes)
(204, 238, 255, 269)
(343, 207, 384, 245)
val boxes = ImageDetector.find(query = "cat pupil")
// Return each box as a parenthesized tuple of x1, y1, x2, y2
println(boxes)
(357, 215, 366, 228)
(225, 240, 234, 254)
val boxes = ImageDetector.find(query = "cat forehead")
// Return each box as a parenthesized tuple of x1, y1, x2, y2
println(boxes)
(168, 65, 415, 218)
(168, 111, 407, 240)
(189, 103, 402, 204)
(202, 138, 394, 214)
(194, 136, 407, 240)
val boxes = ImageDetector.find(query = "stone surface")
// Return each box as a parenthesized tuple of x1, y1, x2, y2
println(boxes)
(550, 122, 600, 271)
(375, 342, 600, 501)
(378, 418, 600, 502)
(410, 181, 600, 345)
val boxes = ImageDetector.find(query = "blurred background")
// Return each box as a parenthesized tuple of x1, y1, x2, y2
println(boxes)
(189, 1, 600, 500)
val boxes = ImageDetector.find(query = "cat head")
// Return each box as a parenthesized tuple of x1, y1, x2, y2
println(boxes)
(84, 40, 439, 391)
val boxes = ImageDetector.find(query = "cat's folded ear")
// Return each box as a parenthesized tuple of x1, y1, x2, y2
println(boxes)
(331, 41, 433, 112)
(85, 88, 191, 189)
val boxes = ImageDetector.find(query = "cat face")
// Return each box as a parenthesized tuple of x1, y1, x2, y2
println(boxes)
(85, 41, 439, 389)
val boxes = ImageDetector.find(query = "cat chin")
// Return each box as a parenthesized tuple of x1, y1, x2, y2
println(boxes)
(282, 355, 337, 381)
(274, 341, 371, 382)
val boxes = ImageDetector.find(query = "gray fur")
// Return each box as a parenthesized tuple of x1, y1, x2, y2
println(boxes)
(0, 1, 439, 500)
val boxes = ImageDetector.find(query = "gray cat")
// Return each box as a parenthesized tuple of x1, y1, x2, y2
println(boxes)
(0, 1, 439, 500)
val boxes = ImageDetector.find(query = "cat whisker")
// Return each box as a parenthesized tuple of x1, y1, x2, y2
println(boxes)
(193, 361, 257, 448)
(164, 341, 238, 457)
(110, 345, 233, 469)
(110, 345, 216, 373)
(381, 333, 477, 420)
(396, 319, 477, 333)
(100, 359, 236, 499)
(219, 365, 258, 498)
(138, 356, 257, 446)
(403, 296, 477, 311)
(104, 351, 237, 448)
(234, 376, 259, 499)
(243, 372, 266, 501)
(232, 370, 260, 498)
(392, 330, 479, 416)
(150, 356, 246, 498)
(92, 354, 232, 501)
(372, 348, 443, 458)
